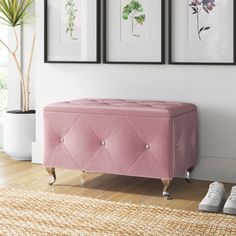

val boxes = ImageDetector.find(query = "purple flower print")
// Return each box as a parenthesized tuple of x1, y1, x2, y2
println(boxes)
(202, 0, 215, 11)
(189, 0, 216, 40)
(189, 0, 201, 6)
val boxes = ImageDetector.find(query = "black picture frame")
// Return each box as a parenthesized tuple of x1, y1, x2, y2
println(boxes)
(103, 0, 165, 64)
(44, 0, 101, 64)
(169, 0, 236, 65)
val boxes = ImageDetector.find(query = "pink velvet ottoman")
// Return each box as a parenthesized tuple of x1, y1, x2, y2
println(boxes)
(44, 99, 197, 198)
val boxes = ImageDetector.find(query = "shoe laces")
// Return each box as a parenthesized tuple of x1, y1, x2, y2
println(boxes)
(229, 186, 236, 200)
(207, 182, 225, 199)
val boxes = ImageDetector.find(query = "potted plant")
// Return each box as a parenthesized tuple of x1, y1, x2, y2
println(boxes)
(0, 0, 36, 160)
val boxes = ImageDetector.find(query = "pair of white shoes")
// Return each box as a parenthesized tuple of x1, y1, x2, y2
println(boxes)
(199, 182, 236, 215)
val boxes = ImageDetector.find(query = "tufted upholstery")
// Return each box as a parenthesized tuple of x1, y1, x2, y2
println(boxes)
(44, 99, 196, 117)
(44, 99, 197, 179)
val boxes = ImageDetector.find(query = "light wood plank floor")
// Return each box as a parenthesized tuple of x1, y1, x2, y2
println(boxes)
(0, 152, 233, 211)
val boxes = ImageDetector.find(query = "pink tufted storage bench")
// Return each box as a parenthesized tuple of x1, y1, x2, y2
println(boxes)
(44, 99, 197, 198)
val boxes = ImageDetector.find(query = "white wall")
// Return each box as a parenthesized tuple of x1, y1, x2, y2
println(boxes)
(33, 0, 236, 183)
(7, 27, 21, 111)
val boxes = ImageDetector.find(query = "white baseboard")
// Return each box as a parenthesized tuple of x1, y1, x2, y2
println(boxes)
(32, 142, 43, 164)
(32, 141, 236, 184)
(0, 117, 3, 149)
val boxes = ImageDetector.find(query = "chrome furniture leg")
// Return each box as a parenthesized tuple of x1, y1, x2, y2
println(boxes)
(161, 179, 172, 200)
(185, 167, 194, 183)
(46, 168, 56, 185)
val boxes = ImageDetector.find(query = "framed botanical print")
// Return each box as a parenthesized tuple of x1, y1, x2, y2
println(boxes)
(169, 0, 236, 65)
(103, 0, 165, 64)
(44, 0, 100, 63)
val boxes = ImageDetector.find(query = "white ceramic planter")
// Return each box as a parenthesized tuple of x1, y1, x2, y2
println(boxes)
(3, 111, 35, 161)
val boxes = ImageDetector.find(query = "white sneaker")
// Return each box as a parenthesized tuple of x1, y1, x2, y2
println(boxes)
(223, 186, 236, 215)
(199, 182, 226, 213)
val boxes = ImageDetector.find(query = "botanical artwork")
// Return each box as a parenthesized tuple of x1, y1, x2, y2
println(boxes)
(61, 0, 80, 42)
(120, 0, 148, 42)
(65, 0, 78, 40)
(122, 0, 145, 38)
(188, 0, 216, 41)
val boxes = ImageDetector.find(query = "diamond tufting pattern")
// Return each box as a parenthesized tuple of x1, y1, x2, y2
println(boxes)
(44, 99, 197, 179)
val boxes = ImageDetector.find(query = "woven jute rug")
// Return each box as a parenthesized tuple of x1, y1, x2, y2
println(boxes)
(0, 188, 236, 236)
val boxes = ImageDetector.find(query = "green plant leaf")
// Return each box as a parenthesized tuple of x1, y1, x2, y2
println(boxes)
(135, 14, 145, 25)
(0, 0, 33, 27)
(122, 0, 144, 20)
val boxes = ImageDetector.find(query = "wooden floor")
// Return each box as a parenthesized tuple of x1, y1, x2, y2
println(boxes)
(0, 152, 233, 211)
